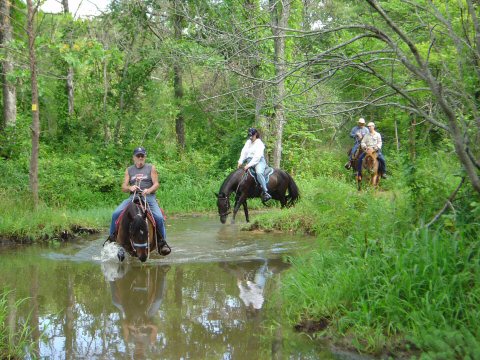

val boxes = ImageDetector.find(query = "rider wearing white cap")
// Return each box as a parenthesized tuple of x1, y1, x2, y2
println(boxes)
(345, 117, 369, 169)
(358, 122, 387, 178)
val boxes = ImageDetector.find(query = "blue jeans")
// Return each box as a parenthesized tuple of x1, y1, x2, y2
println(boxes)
(254, 157, 269, 193)
(358, 151, 386, 175)
(109, 194, 166, 240)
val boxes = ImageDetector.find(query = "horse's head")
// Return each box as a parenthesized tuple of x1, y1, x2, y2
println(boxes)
(129, 205, 150, 262)
(216, 192, 230, 224)
(364, 152, 378, 173)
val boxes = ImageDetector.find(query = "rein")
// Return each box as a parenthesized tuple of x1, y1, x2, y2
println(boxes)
(129, 180, 151, 260)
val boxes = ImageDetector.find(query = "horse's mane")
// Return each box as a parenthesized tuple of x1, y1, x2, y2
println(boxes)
(219, 169, 243, 196)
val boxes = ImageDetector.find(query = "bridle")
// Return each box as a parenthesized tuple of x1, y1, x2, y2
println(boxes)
(217, 195, 231, 217)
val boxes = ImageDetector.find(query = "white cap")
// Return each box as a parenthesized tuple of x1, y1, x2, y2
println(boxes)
(367, 122, 375, 127)
(358, 118, 366, 124)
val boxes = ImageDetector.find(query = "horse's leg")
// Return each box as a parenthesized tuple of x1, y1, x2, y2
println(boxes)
(232, 194, 243, 224)
(242, 200, 250, 222)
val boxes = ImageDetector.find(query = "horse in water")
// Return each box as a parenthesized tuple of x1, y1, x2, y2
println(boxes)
(115, 199, 158, 262)
(216, 168, 299, 224)
(356, 149, 380, 190)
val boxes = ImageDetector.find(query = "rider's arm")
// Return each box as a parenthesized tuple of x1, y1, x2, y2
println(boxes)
(361, 134, 368, 150)
(238, 140, 250, 167)
(144, 166, 160, 195)
(246, 141, 265, 168)
(121, 169, 136, 193)
(373, 133, 382, 151)
(350, 126, 358, 139)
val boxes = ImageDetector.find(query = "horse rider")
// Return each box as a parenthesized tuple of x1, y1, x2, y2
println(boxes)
(238, 128, 272, 202)
(345, 117, 369, 169)
(358, 122, 387, 179)
(107, 146, 170, 255)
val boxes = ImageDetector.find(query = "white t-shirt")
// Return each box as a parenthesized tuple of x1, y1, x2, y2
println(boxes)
(238, 139, 265, 167)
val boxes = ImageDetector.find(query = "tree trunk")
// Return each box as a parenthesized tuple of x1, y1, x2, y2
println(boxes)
(27, 0, 40, 207)
(172, 0, 185, 151)
(1, 0, 17, 128)
(269, 0, 290, 168)
(62, 0, 74, 115)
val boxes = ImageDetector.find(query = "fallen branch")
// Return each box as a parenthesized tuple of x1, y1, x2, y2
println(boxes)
(425, 176, 466, 228)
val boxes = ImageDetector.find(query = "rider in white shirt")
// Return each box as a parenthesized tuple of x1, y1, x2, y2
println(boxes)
(238, 128, 272, 202)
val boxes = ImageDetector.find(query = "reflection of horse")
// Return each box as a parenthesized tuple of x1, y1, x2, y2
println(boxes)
(357, 149, 380, 190)
(216, 168, 300, 224)
(116, 199, 157, 263)
(107, 264, 169, 358)
(220, 259, 289, 315)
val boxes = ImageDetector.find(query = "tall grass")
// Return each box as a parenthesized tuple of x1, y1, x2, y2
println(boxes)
(0, 291, 33, 359)
(255, 175, 480, 356)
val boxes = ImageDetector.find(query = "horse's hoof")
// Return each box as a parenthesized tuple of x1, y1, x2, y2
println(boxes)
(117, 248, 125, 262)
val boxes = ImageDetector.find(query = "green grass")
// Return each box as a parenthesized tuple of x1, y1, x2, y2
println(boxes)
(254, 176, 480, 357)
(0, 291, 34, 359)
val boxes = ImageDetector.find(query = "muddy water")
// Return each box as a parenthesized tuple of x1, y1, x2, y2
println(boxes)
(0, 216, 367, 360)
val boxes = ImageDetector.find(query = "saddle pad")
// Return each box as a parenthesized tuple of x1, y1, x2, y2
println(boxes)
(248, 166, 275, 185)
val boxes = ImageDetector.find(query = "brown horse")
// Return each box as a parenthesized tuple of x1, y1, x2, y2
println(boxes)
(356, 149, 380, 190)
(116, 200, 158, 262)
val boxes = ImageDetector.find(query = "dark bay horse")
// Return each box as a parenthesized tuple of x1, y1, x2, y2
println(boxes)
(216, 168, 299, 224)
(356, 149, 380, 190)
(116, 200, 157, 262)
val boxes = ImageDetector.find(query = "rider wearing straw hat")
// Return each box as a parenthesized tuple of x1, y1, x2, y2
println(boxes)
(345, 117, 369, 169)
(107, 147, 170, 255)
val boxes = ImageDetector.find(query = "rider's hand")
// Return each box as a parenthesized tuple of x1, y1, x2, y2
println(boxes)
(244, 165, 249, 171)
(142, 188, 150, 195)
(129, 185, 139, 192)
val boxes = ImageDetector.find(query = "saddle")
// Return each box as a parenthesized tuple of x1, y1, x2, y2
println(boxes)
(247, 165, 274, 185)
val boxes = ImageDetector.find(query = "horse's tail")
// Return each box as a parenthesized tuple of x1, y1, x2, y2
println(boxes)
(285, 171, 300, 207)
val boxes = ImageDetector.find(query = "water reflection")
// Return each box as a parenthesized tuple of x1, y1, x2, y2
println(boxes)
(103, 263, 169, 359)
(220, 259, 289, 315)
(0, 217, 367, 359)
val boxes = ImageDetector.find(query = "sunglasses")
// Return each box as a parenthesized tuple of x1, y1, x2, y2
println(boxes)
(135, 154, 145, 158)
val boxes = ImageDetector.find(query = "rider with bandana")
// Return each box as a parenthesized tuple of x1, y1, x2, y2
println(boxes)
(107, 147, 170, 255)
(238, 128, 272, 202)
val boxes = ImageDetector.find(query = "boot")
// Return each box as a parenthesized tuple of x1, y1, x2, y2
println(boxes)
(262, 192, 272, 202)
(344, 161, 352, 170)
(103, 234, 115, 247)
(156, 230, 171, 256)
